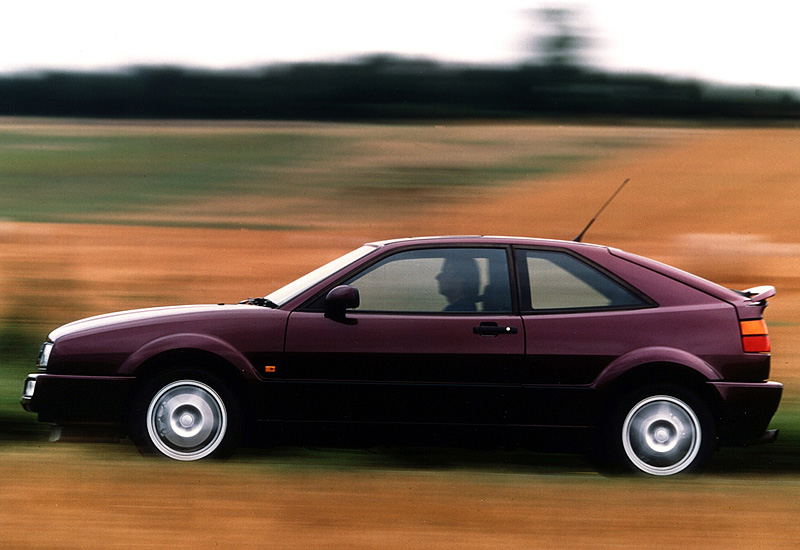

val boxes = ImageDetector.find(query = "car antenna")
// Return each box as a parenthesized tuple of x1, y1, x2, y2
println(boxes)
(573, 178, 630, 242)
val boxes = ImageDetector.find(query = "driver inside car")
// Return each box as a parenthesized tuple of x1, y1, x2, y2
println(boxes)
(436, 256, 481, 312)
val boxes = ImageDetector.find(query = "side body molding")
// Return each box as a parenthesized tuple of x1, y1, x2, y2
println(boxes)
(118, 333, 260, 380)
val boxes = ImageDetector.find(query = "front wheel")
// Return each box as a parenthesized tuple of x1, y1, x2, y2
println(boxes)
(132, 372, 241, 461)
(597, 386, 716, 476)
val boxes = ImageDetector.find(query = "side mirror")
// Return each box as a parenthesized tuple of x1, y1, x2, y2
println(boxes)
(324, 285, 359, 321)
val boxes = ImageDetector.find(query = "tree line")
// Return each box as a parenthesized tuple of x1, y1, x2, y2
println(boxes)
(1, 56, 798, 121)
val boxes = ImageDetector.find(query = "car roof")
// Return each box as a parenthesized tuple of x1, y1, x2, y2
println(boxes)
(366, 235, 608, 251)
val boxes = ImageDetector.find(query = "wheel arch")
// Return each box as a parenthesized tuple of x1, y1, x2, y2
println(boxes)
(121, 337, 260, 427)
(120, 333, 260, 380)
(595, 346, 722, 388)
(593, 349, 725, 422)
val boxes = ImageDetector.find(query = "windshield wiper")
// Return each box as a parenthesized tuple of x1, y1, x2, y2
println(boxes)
(238, 297, 279, 308)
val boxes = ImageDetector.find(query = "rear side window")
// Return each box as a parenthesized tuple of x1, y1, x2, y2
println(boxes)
(518, 249, 645, 312)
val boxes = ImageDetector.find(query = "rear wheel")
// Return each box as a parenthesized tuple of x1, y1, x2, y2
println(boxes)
(596, 385, 716, 476)
(131, 371, 241, 461)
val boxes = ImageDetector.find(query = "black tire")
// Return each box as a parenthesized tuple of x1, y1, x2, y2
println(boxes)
(592, 385, 716, 476)
(130, 369, 241, 461)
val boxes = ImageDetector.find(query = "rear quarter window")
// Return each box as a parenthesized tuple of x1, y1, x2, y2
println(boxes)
(518, 249, 647, 312)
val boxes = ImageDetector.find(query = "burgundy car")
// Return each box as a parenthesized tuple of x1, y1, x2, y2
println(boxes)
(22, 236, 781, 475)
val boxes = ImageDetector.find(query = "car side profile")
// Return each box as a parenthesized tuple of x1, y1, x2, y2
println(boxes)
(22, 236, 782, 475)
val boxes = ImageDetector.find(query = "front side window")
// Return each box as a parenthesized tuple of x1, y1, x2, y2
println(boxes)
(518, 249, 645, 311)
(344, 247, 512, 313)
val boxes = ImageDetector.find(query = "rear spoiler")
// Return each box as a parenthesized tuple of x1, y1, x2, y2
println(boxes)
(729, 285, 775, 321)
(740, 285, 776, 304)
(734, 285, 775, 319)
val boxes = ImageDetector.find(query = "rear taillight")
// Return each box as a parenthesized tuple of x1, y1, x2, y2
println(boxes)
(741, 319, 770, 353)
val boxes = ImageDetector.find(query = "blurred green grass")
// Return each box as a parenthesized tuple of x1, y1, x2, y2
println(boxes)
(0, 122, 646, 229)
(0, 320, 50, 440)
(0, 130, 341, 228)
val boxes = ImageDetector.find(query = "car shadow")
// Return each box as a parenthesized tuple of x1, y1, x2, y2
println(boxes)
(234, 442, 800, 477)
(240, 424, 800, 476)
(5, 414, 799, 476)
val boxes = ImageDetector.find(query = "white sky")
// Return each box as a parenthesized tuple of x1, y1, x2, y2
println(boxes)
(2, 1, 799, 89)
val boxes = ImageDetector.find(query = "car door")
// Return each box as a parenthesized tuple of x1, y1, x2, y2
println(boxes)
(282, 246, 524, 425)
(515, 247, 652, 426)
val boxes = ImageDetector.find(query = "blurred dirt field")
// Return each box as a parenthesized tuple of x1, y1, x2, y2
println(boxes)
(2, 444, 800, 550)
(2, 123, 800, 548)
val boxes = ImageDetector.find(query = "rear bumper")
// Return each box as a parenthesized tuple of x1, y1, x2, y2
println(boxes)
(708, 380, 783, 445)
(21, 373, 134, 425)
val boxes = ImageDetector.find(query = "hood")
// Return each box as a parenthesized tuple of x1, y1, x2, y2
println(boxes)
(48, 304, 240, 342)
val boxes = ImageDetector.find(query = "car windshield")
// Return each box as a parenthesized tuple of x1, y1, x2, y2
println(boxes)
(264, 245, 377, 306)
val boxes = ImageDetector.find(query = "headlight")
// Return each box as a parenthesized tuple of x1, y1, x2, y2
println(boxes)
(37, 342, 53, 369)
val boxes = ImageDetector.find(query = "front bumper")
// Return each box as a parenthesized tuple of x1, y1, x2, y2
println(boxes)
(21, 373, 134, 425)
(709, 380, 783, 445)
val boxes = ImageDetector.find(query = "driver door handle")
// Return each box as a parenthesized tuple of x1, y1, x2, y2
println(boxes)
(473, 322, 518, 336)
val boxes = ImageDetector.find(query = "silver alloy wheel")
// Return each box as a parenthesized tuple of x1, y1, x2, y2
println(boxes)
(146, 380, 228, 461)
(621, 395, 701, 476)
